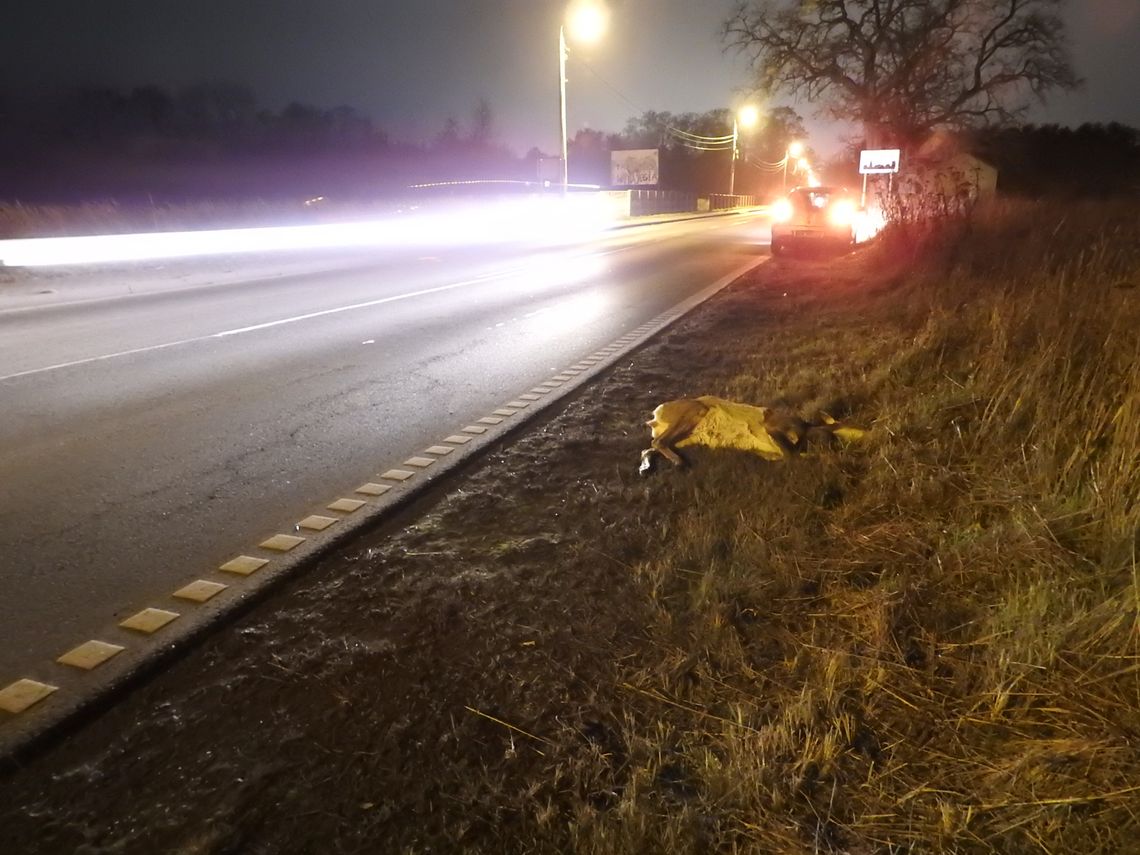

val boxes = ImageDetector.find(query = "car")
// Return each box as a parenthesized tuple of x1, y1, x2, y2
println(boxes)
(769, 186, 859, 256)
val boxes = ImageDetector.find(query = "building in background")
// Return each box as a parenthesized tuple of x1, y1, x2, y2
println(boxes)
(907, 132, 999, 201)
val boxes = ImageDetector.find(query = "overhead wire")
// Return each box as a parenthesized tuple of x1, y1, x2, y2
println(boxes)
(568, 50, 805, 168)
(570, 53, 742, 151)
(747, 155, 791, 172)
(668, 127, 735, 143)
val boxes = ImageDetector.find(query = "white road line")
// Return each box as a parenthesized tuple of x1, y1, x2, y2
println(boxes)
(0, 268, 520, 383)
(0, 220, 752, 385)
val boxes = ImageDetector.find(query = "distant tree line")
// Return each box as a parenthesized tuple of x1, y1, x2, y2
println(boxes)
(0, 81, 811, 203)
(970, 123, 1140, 198)
(12, 82, 384, 154)
(0, 83, 532, 203)
(0, 81, 1135, 204)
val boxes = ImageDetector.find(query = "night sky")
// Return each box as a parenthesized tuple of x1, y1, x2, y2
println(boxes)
(2, 0, 1137, 156)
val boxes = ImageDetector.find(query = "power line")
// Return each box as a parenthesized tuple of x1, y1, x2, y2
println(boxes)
(747, 155, 790, 172)
(748, 153, 790, 169)
(668, 127, 735, 144)
(567, 52, 803, 172)
(570, 53, 740, 148)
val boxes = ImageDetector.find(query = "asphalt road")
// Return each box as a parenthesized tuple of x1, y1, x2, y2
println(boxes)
(0, 212, 768, 684)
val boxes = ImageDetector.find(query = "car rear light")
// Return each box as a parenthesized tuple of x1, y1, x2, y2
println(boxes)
(771, 198, 794, 222)
(829, 199, 856, 226)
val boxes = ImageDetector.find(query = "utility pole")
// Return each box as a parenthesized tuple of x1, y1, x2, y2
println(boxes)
(729, 117, 738, 196)
(558, 26, 569, 195)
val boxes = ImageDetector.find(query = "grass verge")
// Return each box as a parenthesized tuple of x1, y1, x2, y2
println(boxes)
(575, 200, 1140, 852)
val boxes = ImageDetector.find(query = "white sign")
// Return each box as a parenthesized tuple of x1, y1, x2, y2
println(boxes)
(859, 149, 901, 174)
(611, 149, 659, 186)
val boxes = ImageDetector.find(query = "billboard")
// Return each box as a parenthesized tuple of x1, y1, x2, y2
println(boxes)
(611, 149, 659, 186)
(860, 149, 901, 174)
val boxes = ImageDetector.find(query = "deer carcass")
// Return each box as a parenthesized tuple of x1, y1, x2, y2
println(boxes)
(639, 395, 865, 474)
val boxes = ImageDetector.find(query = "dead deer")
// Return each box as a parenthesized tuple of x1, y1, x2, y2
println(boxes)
(639, 395, 865, 474)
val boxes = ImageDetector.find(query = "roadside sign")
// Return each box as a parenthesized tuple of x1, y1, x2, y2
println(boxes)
(611, 149, 659, 186)
(859, 149, 901, 174)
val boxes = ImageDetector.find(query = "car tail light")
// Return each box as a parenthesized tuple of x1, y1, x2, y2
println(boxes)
(771, 198, 794, 222)
(829, 199, 856, 226)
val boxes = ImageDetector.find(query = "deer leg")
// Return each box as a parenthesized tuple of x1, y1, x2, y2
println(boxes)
(638, 439, 689, 475)
(652, 438, 687, 467)
(804, 424, 839, 449)
(638, 447, 658, 475)
(764, 412, 809, 456)
(640, 399, 707, 474)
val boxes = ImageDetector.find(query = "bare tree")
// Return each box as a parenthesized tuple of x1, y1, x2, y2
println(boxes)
(725, 0, 1080, 146)
(469, 98, 494, 146)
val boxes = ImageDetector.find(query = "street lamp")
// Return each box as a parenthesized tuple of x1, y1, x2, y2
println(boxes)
(784, 140, 805, 190)
(729, 105, 760, 196)
(560, 1, 608, 193)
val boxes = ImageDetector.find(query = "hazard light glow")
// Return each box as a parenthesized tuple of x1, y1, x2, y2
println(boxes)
(770, 198, 794, 223)
(855, 208, 887, 243)
(829, 199, 857, 227)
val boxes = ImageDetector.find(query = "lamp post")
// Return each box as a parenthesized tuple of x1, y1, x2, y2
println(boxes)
(729, 105, 759, 197)
(559, 26, 569, 193)
(784, 140, 804, 191)
(559, 2, 607, 194)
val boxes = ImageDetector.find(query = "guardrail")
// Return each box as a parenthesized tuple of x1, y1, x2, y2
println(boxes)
(626, 190, 760, 216)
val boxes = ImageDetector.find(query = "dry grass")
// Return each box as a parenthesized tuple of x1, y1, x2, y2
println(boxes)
(568, 200, 1140, 853)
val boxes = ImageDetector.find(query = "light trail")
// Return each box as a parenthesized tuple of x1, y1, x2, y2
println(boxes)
(0, 196, 621, 268)
(0, 249, 616, 383)
(0, 268, 515, 382)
